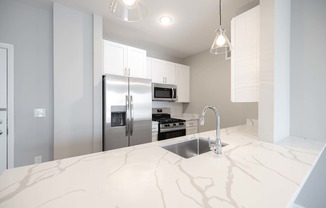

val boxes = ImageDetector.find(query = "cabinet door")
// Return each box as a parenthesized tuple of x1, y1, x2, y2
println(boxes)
(103, 41, 127, 76)
(151, 58, 175, 84)
(145, 57, 152, 79)
(127, 46, 147, 78)
(0, 48, 7, 108)
(231, 6, 260, 102)
(151, 58, 167, 84)
(175, 64, 190, 102)
(164, 61, 176, 84)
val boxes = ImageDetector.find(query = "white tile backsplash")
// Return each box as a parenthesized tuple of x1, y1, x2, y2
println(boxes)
(152, 101, 183, 117)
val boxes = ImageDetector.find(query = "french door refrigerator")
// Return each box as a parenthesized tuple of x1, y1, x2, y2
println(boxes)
(103, 74, 152, 151)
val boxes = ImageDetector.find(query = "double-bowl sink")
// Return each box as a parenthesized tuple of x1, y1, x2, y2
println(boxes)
(161, 137, 228, 159)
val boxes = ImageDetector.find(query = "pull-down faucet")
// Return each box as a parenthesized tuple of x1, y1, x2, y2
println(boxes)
(199, 106, 222, 154)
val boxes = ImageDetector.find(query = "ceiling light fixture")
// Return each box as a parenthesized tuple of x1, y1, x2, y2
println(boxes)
(110, 0, 147, 22)
(210, 0, 232, 54)
(159, 16, 172, 25)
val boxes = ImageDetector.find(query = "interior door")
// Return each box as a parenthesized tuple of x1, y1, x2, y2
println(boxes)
(129, 77, 152, 146)
(0, 47, 7, 173)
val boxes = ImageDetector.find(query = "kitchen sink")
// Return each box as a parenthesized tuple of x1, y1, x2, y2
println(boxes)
(161, 137, 228, 159)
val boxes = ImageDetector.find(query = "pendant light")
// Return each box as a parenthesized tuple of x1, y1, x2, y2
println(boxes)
(110, 0, 147, 22)
(210, 0, 232, 54)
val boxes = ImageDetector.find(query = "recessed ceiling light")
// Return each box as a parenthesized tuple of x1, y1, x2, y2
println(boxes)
(159, 16, 172, 25)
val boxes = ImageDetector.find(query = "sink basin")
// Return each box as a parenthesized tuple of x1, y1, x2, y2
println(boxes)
(161, 138, 228, 159)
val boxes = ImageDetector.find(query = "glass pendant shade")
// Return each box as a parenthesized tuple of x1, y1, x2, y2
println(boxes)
(110, 0, 147, 22)
(210, 27, 232, 54)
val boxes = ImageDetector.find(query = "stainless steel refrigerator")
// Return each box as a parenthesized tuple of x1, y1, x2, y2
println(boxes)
(103, 74, 152, 151)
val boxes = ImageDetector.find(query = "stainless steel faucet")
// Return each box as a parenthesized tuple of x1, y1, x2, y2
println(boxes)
(199, 106, 222, 154)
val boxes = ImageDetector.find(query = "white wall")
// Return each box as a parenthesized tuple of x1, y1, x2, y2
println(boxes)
(53, 3, 96, 159)
(183, 50, 258, 132)
(0, 0, 53, 166)
(259, 0, 291, 143)
(290, 0, 326, 139)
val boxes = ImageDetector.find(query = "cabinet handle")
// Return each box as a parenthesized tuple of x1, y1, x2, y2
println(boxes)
(0, 130, 3, 135)
(128, 68, 131, 76)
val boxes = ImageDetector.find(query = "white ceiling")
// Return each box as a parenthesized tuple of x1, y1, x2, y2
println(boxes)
(26, 0, 259, 59)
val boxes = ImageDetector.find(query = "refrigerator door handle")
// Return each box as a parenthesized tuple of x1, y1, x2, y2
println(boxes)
(125, 95, 129, 136)
(130, 95, 134, 136)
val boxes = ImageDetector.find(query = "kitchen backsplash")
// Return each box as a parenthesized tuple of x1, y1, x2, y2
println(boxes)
(152, 101, 183, 117)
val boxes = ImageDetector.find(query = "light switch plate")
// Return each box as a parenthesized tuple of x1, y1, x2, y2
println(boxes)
(34, 108, 46, 117)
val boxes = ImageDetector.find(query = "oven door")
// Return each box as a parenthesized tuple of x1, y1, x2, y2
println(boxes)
(158, 129, 186, 140)
(152, 83, 177, 101)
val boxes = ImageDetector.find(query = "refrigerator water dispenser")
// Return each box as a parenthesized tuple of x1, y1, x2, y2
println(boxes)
(111, 106, 126, 127)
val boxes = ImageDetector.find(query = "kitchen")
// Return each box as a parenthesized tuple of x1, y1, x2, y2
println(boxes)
(0, 0, 326, 207)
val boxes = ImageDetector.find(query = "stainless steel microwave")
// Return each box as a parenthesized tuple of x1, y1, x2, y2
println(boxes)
(152, 83, 177, 101)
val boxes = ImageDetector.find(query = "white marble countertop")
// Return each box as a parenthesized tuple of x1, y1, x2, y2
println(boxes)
(0, 125, 325, 208)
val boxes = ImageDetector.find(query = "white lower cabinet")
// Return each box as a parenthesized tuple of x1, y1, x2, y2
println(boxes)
(186, 120, 198, 135)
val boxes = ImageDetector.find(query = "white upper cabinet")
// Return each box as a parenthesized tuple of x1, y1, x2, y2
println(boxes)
(103, 40, 147, 79)
(127, 46, 147, 78)
(146, 57, 152, 80)
(150, 58, 175, 84)
(231, 5, 260, 102)
(175, 64, 190, 103)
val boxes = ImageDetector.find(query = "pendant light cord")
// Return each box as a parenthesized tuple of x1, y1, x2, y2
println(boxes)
(219, 0, 222, 26)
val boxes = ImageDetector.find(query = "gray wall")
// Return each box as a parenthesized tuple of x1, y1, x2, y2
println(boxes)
(295, 147, 326, 207)
(0, 0, 53, 166)
(53, 3, 94, 159)
(183, 50, 258, 132)
(291, 0, 326, 206)
(290, 0, 326, 139)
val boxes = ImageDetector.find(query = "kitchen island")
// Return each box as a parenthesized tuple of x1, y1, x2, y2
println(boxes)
(0, 123, 325, 208)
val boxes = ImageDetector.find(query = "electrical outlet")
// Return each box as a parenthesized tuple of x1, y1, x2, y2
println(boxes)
(34, 155, 42, 164)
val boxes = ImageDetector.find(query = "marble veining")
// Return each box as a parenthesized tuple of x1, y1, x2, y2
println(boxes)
(0, 124, 325, 208)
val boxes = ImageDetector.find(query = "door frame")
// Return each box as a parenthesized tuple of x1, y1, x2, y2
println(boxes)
(0, 42, 14, 169)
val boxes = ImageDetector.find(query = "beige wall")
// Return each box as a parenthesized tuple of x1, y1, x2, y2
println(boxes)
(183, 49, 258, 132)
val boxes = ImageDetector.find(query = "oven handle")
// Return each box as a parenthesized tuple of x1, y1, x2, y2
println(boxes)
(160, 126, 186, 133)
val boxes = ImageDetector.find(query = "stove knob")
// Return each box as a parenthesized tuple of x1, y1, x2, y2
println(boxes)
(179, 122, 184, 125)
(164, 124, 169, 127)
(173, 123, 176, 126)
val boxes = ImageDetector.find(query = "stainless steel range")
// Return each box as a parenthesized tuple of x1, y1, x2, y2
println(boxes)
(152, 108, 186, 140)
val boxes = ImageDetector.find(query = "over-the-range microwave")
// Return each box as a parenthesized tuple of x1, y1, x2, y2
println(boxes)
(152, 83, 177, 102)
